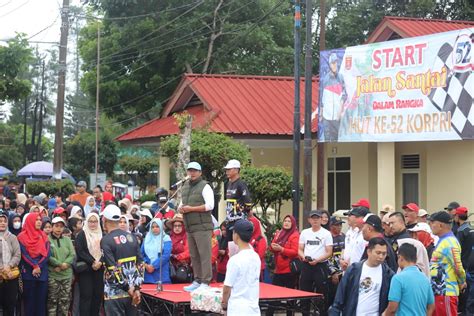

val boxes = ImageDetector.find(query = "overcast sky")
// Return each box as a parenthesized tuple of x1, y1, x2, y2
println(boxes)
(0, 0, 83, 45)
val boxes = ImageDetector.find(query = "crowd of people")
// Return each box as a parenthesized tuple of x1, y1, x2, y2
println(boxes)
(0, 161, 472, 316)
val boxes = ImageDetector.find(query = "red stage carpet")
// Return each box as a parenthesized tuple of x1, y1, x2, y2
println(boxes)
(140, 282, 322, 304)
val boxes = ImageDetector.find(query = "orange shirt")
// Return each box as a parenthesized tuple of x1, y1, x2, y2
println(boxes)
(69, 192, 91, 207)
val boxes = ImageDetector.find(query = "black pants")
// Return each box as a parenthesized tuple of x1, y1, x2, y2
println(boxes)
(266, 273, 297, 316)
(79, 270, 104, 316)
(104, 297, 136, 316)
(0, 278, 18, 316)
(299, 262, 329, 316)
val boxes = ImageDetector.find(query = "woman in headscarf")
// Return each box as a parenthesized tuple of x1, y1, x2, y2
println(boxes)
(8, 213, 22, 236)
(166, 214, 190, 282)
(118, 214, 130, 232)
(0, 211, 21, 316)
(248, 216, 267, 281)
(118, 198, 132, 214)
(75, 213, 104, 316)
(29, 205, 40, 214)
(15, 204, 26, 221)
(41, 217, 52, 236)
(18, 213, 50, 316)
(320, 210, 330, 230)
(266, 215, 300, 316)
(217, 222, 229, 282)
(69, 205, 84, 219)
(141, 218, 172, 284)
(83, 196, 98, 217)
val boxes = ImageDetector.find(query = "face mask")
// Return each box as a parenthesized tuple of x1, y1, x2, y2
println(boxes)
(13, 222, 21, 230)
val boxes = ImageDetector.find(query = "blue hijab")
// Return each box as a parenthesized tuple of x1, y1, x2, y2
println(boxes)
(143, 218, 170, 262)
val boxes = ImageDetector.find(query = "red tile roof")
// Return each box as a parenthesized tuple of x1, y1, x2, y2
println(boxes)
(367, 16, 474, 43)
(117, 74, 318, 142)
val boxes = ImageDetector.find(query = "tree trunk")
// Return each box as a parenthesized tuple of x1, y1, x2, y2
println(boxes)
(176, 114, 192, 201)
(202, 0, 224, 73)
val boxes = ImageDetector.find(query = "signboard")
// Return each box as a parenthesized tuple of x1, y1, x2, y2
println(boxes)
(89, 173, 107, 190)
(318, 28, 474, 142)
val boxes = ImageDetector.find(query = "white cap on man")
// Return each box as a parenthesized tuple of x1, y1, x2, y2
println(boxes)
(101, 205, 121, 221)
(51, 217, 66, 225)
(224, 159, 241, 169)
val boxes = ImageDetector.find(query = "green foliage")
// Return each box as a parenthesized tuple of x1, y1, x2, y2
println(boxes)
(78, 0, 293, 124)
(160, 130, 250, 189)
(0, 35, 33, 102)
(241, 166, 296, 236)
(26, 180, 75, 196)
(0, 123, 53, 171)
(118, 155, 158, 192)
(64, 131, 118, 180)
(139, 193, 156, 204)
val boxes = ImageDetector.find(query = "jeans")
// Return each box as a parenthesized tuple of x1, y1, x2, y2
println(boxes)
(466, 272, 474, 315)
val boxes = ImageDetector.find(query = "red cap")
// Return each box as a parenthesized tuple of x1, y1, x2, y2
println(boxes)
(352, 198, 370, 209)
(455, 206, 468, 215)
(53, 207, 66, 215)
(403, 203, 419, 212)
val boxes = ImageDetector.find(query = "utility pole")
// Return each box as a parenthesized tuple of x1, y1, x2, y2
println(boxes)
(37, 60, 46, 161)
(23, 99, 28, 165)
(303, 0, 313, 221)
(31, 98, 38, 161)
(95, 24, 100, 186)
(317, 0, 326, 209)
(53, 0, 70, 179)
(292, 0, 301, 221)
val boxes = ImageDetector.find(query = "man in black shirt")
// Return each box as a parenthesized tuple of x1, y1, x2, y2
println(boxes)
(387, 212, 411, 253)
(327, 216, 345, 307)
(224, 159, 252, 245)
(445, 201, 461, 235)
(454, 206, 474, 314)
(101, 204, 144, 316)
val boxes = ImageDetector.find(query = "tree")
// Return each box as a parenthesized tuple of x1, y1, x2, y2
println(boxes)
(0, 35, 33, 102)
(0, 123, 53, 171)
(64, 130, 118, 180)
(160, 129, 251, 191)
(118, 155, 158, 193)
(78, 0, 294, 124)
(241, 166, 298, 240)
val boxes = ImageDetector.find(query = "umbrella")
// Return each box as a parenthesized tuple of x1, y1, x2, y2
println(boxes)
(17, 161, 73, 180)
(0, 166, 12, 177)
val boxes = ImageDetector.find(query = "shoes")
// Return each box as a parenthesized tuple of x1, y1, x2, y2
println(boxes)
(183, 281, 200, 292)
(196, 283, 210, 291)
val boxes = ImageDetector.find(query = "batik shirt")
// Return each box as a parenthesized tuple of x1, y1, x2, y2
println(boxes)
(101, 229, 144, 300)
(430, 231, 466, 296)
(328, 233, 345, 275)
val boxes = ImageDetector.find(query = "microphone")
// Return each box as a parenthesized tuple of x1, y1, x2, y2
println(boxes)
(171, 176, 190, 189)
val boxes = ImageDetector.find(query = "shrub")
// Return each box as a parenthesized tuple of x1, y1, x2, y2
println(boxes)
(26, 180, 75, 196)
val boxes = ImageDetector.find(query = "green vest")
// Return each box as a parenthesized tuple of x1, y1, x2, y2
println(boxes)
(181, 177, 213, 233)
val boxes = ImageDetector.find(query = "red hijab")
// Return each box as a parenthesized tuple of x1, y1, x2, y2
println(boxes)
(18, 214, 49, 258)
(248, 216, 263, 241)
(170, 222, 187, 255)
(275, 215, 298, 246)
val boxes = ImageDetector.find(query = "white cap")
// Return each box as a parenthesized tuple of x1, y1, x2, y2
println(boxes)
(138, 208, 153, 220)
(418, 209, 428, 217)
(51, 217, 66, 225)
(101, 205, 121, 221)
(224, 159, 241, 169)
(407, 222, 431, 233)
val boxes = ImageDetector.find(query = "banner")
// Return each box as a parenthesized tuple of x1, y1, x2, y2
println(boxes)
(318, 28, 474, 142)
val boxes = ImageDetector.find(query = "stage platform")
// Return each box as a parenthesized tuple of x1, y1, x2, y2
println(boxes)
(140, 282, 323, 315)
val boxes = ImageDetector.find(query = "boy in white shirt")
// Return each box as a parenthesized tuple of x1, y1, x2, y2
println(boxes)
(222, 220, 261, 315)
(298, 210, 333, 315)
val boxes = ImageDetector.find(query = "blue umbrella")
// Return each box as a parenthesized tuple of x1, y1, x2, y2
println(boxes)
(17, 161, 73, 180)
(0, 166, 12, 177)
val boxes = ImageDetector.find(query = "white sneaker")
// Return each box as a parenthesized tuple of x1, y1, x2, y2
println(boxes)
(183, 281, 200, 292)
(196, 283, 210, 291)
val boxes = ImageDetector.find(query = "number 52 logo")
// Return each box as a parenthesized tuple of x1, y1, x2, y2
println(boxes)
(453, 32, 473, 72)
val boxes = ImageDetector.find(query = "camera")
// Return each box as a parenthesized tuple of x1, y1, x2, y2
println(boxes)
(305, 256, 313, 262)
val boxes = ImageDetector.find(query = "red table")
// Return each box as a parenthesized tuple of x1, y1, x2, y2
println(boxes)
(140, 282, 323, 315)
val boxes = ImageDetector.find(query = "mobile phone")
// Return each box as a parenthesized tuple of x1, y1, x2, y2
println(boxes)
(305, 256, 313, 261)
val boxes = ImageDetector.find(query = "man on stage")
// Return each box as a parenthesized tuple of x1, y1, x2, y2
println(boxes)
(179, 162, 215, 292)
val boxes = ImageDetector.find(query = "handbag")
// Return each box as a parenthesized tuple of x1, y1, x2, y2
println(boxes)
(1, 266, 20, 280)
(289, 258, 302, 275)
(170, 263, 193, 283)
